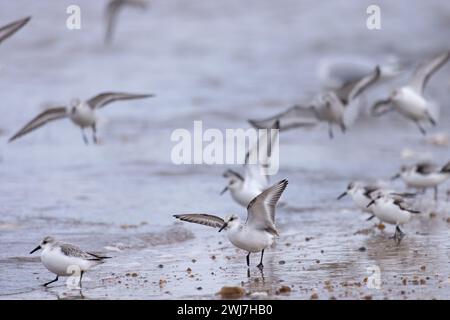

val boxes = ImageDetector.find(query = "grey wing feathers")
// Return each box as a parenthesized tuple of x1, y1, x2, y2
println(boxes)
(248, 105, 318, 131)
(371, 98, 393, 117)
(0, 16, 30, 45)
(173, 214, 225, 229)
(8, 107, 67, 143)
(409, 51, 450, 94)
(338, 66, 380, 103)
(86, 92, 155, 109)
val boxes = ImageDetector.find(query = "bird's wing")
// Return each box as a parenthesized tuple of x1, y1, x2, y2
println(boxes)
(173, 214, 225, 229)
(59, 243, 96, 260)
(0, 16, 30, 45)
(9, 107, 67, 143)
(86, 92, 154, 109)
(393, 198, 420, 214)
(371, 97, 393, 117)
(408, 51, 450, 95)
(246, 179, 288, 235)
(343, 66, 381, 103)
(248, 105, 318, 131)
(416, 162, 438, 175)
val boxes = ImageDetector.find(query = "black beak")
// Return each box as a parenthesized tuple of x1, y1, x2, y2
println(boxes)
(366, 200, 375, 208)
(391, 173, 401, 180)
(218, 223, 228, 232)
(29, 245, 41, 254)
(337, 191, 347, 200)
(220, 186, 229, 195)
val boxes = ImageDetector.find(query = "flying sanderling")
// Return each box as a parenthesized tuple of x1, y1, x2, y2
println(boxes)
(9, 92, 154, 144)
(0, 16, 30, 46)
(29, 236, 111, 287)
(174, 179, 288, 269)
(249, 66, 380, 139)
(371, 51, 450, 135)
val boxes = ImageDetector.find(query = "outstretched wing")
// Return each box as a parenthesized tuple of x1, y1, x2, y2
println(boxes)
(173, 214, 225, 229)
(336, 66, 381, 104)
(86, 92, 154, 109)
(246, 179, 288, 235)
(0, 16, 30, 45)
(408, 51, 450, 95)
(371, 98, 393, 117)
(248, 105, 318, 131)
(9, 107, 68, 143)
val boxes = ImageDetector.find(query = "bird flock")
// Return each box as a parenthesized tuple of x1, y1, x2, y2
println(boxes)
(1, 7, 450, 291)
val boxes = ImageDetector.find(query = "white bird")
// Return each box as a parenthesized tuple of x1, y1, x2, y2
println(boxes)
(249, 66, 381, 139)
(174, 179, 288, 269)
(392, 161, 450, 200)
(367, 193, 421, 244)
(221, 121, 279, 207)
(9, 92, 154, 144)
(0, 16, 30, 46)
(29, 236, 111, 287)
(372, 51, 450, 135)
(105, 0, 148, 45)
(337, 181, 384, 220)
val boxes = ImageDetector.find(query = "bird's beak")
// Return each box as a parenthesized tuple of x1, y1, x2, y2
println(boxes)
(391, 173, 401, 180)
(29, 245, 41, 254)
(218, 223, 228, 232)
(366, 200, 375, 208)
(337, 191, 347, 200)
(220, 186, 229, 195)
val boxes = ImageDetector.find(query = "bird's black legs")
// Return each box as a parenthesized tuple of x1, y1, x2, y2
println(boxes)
(434, 186, 438, 201)
(79, 271, 84, 288)
(92, 124, 98, 144)
(246, 252, 250, 267)
(256, 250, 264, 270)
(328, 123, 334, 139)
(81, 129, 89, 145)
(391, 225, 405, 245)
(415, 121, 426, 135)
(43, 276, 59, 287)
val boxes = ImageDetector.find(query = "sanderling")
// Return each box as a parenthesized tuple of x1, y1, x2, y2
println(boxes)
(29, 236, 111, 287)
(337, 181, 384, 220)
(392, 161, 450, 200)
(9, 92, 154, 144)
(371, 51, 450, 135)
(367, 193, 421, 244)
(105, 0, 148, 44)
(249, 66, 380, 139)
(0, 16, 30, 46)
(221, 121, 279, 207)
(174, 179, 288, 269)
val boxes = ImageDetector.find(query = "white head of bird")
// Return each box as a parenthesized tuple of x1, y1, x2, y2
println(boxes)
(218, 214, 240, 232)
(30, 236, 56, 254)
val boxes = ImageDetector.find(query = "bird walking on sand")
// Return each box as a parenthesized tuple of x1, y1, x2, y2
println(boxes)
(29, 236, 111, 287)
(249, 67, 381, 139)
(174, 179, 288, 269)
(371, 51, 450, 135)
(0, 16, 30, 46)
(9, 92, 154, 144)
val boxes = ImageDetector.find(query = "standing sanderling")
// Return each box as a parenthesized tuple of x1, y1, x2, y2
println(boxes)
(371, 51, 450, 135)
(367, 193, 421, 244)
(391, 161, 450, 200)
(9, 92, 154, 144)
(174, 179, 288, 269)
(249, 67, 380, 138)
(0, 16, 30, 46)
(29, 236, 111, 287)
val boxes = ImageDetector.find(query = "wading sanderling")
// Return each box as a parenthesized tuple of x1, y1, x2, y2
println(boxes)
(174, 179, 288, 269)
(371, 51, 450, 135)
(0, 16, 30, 46)
(29, 236, 111, 287)
(9, 92, 154, 144)
(249, 67, 380, 139)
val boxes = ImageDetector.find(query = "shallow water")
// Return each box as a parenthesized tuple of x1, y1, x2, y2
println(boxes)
(1, 0, 450, 299)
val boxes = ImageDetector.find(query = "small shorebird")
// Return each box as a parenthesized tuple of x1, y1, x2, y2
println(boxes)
(9, 92, 154, 144)
(174, 179, 288, 269)
(371, 51, 450, 135)
(367, 193, 421, 244)
(249, 67, 380, 139)
(0, 16, 30, 46)
(392, 161, 450, 200)
(105, 0, 148, 44)
(29, 236, 111, 287)
(221, 121, 279, 207)
(337, 181, 384, 220)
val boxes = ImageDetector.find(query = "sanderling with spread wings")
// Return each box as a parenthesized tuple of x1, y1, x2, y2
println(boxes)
(221, 121, 279, 207)
(249, 66, 380, 139)
(9, 92, 154, 144)
(174, 179, 288, 269)
(105, 0, 148, 44)
(29, 236, 111, 287)
(371, 51, 450, 135)
(367, 193, 421, 244)
(392, 161, 450, 200)
(0, 16, 30, 46)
